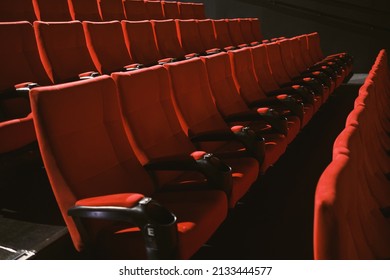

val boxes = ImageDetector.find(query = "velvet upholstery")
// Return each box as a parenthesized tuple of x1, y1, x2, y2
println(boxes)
(151, 19, 186, 59)
(197, 19, 219, 51)
(68, 0, 102, 21)
(213, 19, 235, 49)
(83, 20, 133, 74)
(121, 20, 161, 66)
(123, 0, 148, 21)
(192, 3, 206, 19)
(175, 19, 205, 55)
(0, 0, 37, 22)
(98, 0, 126, 21)
(177, 2, 195, 20)
(162, 1, 180, 19)
(32, 0, 72, 21)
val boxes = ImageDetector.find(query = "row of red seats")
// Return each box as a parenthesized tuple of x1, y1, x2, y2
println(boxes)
(0, 19, 352, 157)
(0, 19, 352, 258)
(29, 43, 351, 259)
(0, 18, 262, 154)
(314, 49, 390, 259)
(0, 0, 206, 22)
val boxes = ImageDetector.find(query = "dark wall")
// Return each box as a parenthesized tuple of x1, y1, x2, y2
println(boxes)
(181, 0, 390, 72)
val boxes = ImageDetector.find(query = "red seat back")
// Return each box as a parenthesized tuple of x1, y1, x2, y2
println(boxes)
(32, 0, 72, 21)
(34, 21, 97, 84)
(98, 0, 126, 21)
(83, 20, 133, 74)
(178, 2, 195, 19)
(162, 1, 180, 19)
(152, 19, 185, 59)
(0, 0, 37, 22)
(175, 19, 205, 55)
(68, 0, 102, 21)
(197, 19, 218, 50)
(121, 20, 161, 66)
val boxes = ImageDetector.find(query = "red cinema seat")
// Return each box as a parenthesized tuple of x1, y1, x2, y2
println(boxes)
(67, 0, 102, 21)
(192, 3, 206, 19)
(98, 0, 126, 21)
(0, 0, 37, 22)
(83, 20, 136, 74)
(249, 18, 263, 43)
(30, 75, 228, 260)
(238, 18, 259, 45)
(177, 2, 195, 19)
(227, 18, 248, 47)
(213, 19, 235, 50)
(164, 57, 265, 174)
(0, 21, 52, 154)
(121, 20, 161, 66)
(197, 19, 220, 51)
(151, 19, 189, 61)
(123, 0, 148, 21)
(32, 0, 72, 21)
(34, 21, 98, 84)
(162, 1, 180, 19)
(112, 65, 259, 207)
(175, 19, 218, 56)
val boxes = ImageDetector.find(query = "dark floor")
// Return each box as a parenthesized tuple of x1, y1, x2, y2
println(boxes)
(0, 79, 360, 260)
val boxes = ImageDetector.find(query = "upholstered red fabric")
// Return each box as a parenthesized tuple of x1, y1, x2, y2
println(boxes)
(145, 1, 165, 20)
(97, 0, 126, 21)
(227, 19, 246, 46)
(121, 20, 161, 66)
(177, 2, 195, 19)
(175, 19, 205, 55)
(162, 1, 180, 19)
(34, 20, 97, 84)
(68, 0, 102, 21)
(30, 75, 228, 259)
(151, 19, 186, 59)
(239, 18, 257, 45)
(123, 0, 148, 21)
(32, 0, 72, 21)
(250, 44, 281, 92)
(213, 19, 235, 49)
(0, 0, 37, 22)
(249, 18, 263, 42)
(192, 3, 206, 19)
(83, 20, 133, 74)
(197, 19, 219, 51)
